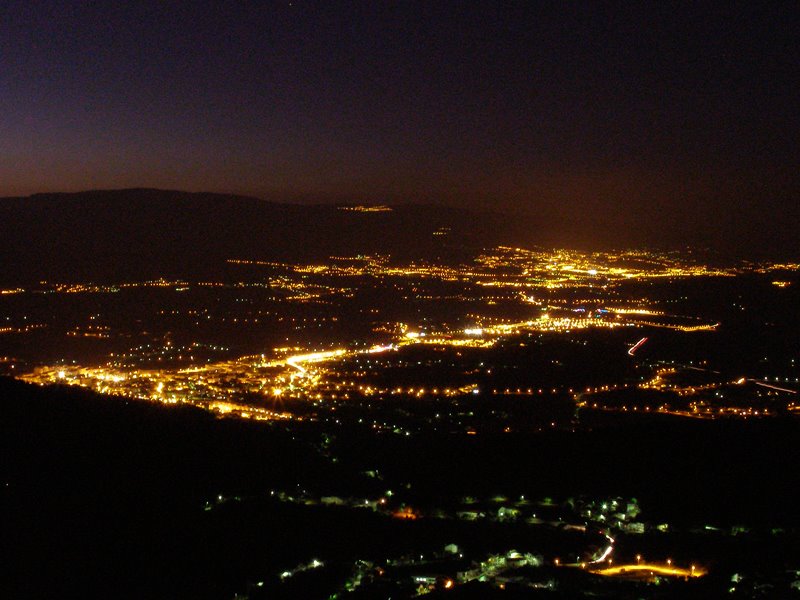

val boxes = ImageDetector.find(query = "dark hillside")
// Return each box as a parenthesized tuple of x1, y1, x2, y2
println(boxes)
(0, 189, 523, 284)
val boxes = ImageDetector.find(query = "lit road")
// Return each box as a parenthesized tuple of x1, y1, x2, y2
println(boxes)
(285, 349, 349, 375)
(591, 563, 705, 578)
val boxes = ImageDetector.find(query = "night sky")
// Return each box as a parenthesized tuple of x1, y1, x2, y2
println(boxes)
(1, 2, 798, 250)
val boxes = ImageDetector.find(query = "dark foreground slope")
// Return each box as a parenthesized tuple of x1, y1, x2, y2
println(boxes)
(0, 189, 519, 285)
(0, 377, 347, 599)
(4, 377, 800, 598)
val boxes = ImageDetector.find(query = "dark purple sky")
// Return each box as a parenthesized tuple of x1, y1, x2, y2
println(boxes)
(1, 2, 798, 249)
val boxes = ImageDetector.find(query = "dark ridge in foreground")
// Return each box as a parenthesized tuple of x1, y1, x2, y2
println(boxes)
(0, 189, 519, 285)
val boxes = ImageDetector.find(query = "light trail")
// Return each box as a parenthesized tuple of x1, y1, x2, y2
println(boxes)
(735, 376, 797, 394)
(684, 365, 721, 374)
(627, 337, 648, 356)
(588, 533, 615, 565)
(753, 381, 797, 394)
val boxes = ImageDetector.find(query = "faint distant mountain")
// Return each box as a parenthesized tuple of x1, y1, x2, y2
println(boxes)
(0, 189, 529, 284)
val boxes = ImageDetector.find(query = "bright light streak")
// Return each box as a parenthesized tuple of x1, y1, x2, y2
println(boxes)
(589, 532, 615, 564)
(628, 337, 648, 356)
(286, 349, 347, 373)
(592, 563, 706, 578)
(368, 344, 395, 353)
(753, 381, 797, 394)
(592, 544, 614, 564)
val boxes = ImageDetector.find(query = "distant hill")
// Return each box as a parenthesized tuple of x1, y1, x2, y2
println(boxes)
(0, 189, 528, 284)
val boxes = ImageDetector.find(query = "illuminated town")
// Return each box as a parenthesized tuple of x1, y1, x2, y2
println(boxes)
(10, 246, 797, 429)
(3, 243, 800, 597)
